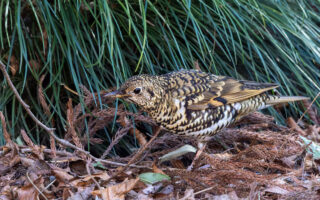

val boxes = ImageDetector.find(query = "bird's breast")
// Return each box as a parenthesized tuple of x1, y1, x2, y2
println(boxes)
(149, 98, 239, 139)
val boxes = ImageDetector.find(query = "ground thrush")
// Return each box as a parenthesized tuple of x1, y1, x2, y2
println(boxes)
(105, 69, 307, 142)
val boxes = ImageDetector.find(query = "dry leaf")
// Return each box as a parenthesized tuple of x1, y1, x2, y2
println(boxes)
(287, 117, 306, 135)
(142, 182, 163, 195)
(92, 177, 139, 200)
(152, 162, 166, 175)
(16, 177, 44, 200)
(67, 186, 94, 200)
(20, 157, 35, 167)
(69, 160, 87, 175)
(62, 188, 72, 200)
(6, 55, 19, 76)
(66, 98, 83, 151)
(264, 186, 290, 195)
(180, 188, 195, 200)
(21, 129, 45, 160)
(52, 168, 74, 183)
(71, 172, 110, 187)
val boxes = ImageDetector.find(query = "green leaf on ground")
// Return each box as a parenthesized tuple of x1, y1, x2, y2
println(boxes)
(139, 172, 170, 185)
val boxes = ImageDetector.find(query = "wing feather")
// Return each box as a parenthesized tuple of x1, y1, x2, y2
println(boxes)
(187, 77, 278, 110)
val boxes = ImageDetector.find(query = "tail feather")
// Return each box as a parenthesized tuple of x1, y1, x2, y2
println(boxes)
(267, 96, 309, 106)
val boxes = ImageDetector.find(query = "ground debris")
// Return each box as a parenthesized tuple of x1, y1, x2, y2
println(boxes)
(1, 93, 320, 200)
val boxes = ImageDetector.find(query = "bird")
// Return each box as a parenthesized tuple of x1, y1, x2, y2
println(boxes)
(105, 69, 308, 167)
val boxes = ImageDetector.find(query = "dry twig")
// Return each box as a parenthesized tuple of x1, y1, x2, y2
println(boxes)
(101, 125, 132, 159)
(105, 126, 162, 183)
(298, 92, 320, 124)
(38, 74, 56, 157)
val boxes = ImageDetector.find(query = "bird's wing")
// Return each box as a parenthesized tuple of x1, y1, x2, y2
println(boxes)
(187, 77, 278, 110)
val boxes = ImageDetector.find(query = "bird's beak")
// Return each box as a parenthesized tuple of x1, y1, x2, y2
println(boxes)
(104, 90, 129, 98)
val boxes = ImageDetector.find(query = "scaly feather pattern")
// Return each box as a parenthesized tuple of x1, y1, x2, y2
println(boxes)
(105, 70, 308, 141)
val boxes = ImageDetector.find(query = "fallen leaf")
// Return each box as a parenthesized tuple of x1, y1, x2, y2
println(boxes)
(16, 177, 45, 200)
(287, 117, 306, 135)
(264, 186, 290, 195)
(152, 162, 166, 175)
(20, 157, 35, 167)
(139, 172, 170, 185)
(142, 182, 163, 195)
(71, 172, 110, 187)
(0, 154, 20, 175)
(92, 177, 139, 200)
(82, 172, 110, 181)
(159, 144, 197, 163)
(52, 168, 74, 183)
(158, 184, 174, 195)
(62, 188, 72, 200)
(21, 129, 45, 160)
(68, 186, 94, 200)
(69, 160, 87, 175)
(180, 188, 195, 200)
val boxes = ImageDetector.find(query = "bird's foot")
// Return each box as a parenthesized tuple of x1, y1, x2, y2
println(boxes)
(187, 143, 207, 171)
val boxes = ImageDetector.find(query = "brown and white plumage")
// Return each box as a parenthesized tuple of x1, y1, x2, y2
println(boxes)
(105, 70, 308, 141)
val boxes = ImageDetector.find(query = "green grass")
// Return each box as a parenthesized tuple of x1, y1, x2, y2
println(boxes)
(0, 0, 319, 154)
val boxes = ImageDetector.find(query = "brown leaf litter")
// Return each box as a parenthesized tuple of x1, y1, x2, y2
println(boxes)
(0, 86, 320, 199)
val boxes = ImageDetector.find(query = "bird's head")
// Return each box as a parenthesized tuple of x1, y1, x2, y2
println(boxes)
(105, 74, 163, 110)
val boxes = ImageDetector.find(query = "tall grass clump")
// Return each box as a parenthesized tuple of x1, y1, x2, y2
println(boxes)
(0, 1, 319, 154)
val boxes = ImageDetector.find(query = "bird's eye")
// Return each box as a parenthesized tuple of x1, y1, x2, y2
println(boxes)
(133, 87, 141, 94)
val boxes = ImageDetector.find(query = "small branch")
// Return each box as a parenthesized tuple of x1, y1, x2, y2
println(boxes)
(86, 158, 101, 189)
(297, 92, 320, 124)
(101, 125, 132, 159)
(93, 158, 150, 169)
(179, 186, 214, 200)
(105, 126, 162, 183)
(121, 116, 147, 146)
(20, 148, 74, 157)
(2, 147, 148, 168)
(26, 172, 48, 200)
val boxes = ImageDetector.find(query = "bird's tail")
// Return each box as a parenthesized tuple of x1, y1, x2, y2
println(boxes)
(257, 96, 309, 110)
(266, 96, 309, 106)
(234, 95, 309, 122)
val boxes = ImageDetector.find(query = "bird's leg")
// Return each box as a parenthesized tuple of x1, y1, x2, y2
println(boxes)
(187, 142, 207, 171)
